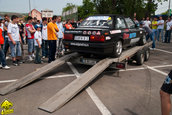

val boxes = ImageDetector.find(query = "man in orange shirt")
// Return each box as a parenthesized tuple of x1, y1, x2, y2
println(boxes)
(47, 15, 59, 63)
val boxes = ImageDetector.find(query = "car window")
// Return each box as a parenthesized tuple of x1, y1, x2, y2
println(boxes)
(115, 18, 126, 29)
(79, 16, 113, 28)
(125, 18, 135, 29)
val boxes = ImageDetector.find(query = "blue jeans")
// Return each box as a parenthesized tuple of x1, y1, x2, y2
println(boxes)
(157, 29, 164, 42)
(9, 41, 22, 57)
(146, 33, 155, 48)
(152, 29, 157, 41)
(35, 46, 42, 63)
(3, 36, 9, 57)
(48, 40, 56, 63)
(42, 40, 49, 57)
(27, 39, 34, 53)
(0, 45, 7, 67)
(165, 30, 171, 43)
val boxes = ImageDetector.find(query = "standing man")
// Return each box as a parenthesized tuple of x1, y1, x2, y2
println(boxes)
(160, 70, 172, 115)
(165, 17, 172, 43)
(47, 15, 59, 63)
(3, 14, 10, 57)
(157, 16, 164, 42)
(144, 17, 151, 27)
(0, 20, 10, 69)
(26, 16, 36, 61)
(41, 17, 48, 59)
(7, 15, 22, 66)
(152, 17, 158, 41)
(56, 16, 64, 55)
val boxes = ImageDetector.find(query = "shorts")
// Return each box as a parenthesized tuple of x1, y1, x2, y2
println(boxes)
(161, 70, 172, 94)
(27, 39, 34, 53)
(9, 41, 22, 57)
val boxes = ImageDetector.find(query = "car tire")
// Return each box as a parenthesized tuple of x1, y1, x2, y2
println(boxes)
(136, 50, 145, 65)
(138, 35, 146, 46)
(143, 47, 150, 61)
(112, 40, 123, 57)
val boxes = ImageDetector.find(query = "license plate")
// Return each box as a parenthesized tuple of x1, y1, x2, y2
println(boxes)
(74, 36, 89, 41)
(80, 59, 97, 65)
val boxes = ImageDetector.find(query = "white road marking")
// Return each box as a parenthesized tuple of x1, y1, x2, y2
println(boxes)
(67, 62, 112, 115)
(0, 79, 17, 84)
(46, 74, 75, 79)
(155, 48, 172, 54)
(0, 74, 75, 84)
(145, 65, 168, 76)
(0, 64, 172, 84)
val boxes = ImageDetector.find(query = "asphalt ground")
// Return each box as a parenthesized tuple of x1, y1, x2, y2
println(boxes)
(0, 41, 172, 115)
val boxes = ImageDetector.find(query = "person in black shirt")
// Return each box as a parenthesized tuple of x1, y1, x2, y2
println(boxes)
(160, 70, 172, 115)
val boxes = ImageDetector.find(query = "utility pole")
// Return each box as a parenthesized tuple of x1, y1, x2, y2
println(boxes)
(169, 0, 171, 16)
(29, 0, 31, 15)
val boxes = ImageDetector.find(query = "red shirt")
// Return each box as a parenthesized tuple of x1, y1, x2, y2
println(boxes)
(0, 28, 4, 45)
(65, 24, 73, 30)
(26, 23, 34, 39)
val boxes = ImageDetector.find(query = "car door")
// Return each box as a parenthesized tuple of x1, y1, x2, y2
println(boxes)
(114, 16, 129, 46)
(124, 17, 140, 45)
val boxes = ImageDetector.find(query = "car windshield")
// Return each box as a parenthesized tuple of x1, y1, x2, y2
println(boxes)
(79, 16, 113, 28)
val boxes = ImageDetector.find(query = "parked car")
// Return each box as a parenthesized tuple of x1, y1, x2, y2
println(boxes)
(63, 14, 146, 57)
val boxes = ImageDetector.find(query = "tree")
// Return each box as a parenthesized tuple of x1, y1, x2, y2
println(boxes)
(92, 0, 168, 20)
(78, 0, 95, 19)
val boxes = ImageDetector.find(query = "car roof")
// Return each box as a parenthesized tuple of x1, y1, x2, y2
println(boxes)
(92, 14, 128, 18)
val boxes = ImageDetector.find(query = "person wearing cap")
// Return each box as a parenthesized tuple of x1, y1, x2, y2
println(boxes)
(140, 21, 155, 49)
(160, 70, 172, 115)
(0, 20, 10, 69)
(34, 24, 43, 64)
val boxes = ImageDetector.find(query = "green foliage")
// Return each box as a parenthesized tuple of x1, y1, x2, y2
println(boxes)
(63, 0, 168, 20)
(62, 3, 76, 13)
(78, 0, 96, 19)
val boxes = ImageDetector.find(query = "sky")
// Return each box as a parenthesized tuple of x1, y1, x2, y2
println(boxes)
(0, 0, 170, 15)
(0, 0, 83, 15)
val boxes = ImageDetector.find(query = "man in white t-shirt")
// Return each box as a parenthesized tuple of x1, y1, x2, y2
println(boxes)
(56, 16, 64, 55)
(144, 17, 151, 27)
(7, 15, 22, 66)
(41, 17, 48, 58)
(157, 16, 165, 42)
(34, 24, 42, 64)
(165, 17, 172, 43)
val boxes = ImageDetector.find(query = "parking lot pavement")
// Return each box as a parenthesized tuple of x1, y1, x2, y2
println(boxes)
(0, 42, 172, 115)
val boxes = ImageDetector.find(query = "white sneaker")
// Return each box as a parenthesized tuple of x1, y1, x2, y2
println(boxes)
(42, 56, 45, 59)
(28, 56, 33, 61)
(2, 65, 10, 69)
(32, 54, 35, 58)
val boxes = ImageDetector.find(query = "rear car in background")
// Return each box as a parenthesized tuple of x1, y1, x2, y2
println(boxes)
(63, 14, 146, 57)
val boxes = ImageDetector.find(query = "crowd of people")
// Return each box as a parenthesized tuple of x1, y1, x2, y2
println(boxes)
(0, 14, 172, 70)
(0, 14, 81, 70)
(135, 16, 172, 49)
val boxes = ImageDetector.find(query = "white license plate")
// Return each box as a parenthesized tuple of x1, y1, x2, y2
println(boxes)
(74, 36, 89, 41)
(81, 59, 97, 65)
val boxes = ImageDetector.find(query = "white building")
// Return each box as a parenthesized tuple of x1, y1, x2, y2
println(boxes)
(41, 9, 53, 18)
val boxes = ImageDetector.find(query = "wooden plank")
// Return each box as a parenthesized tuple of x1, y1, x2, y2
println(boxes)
(0, 52, 79, 95)
(39, 58, 115, 113)
(38, 42, 153, 113)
